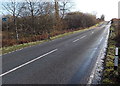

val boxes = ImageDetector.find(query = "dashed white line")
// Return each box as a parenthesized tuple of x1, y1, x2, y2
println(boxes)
(91, 31, 94, 35)
(80, 35, 86, 39)
(73, 39, 80, 42)
(73, 35, 87, 42)
(0, 49, 58, 77)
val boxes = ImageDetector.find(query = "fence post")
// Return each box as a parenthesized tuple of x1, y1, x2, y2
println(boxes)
(114, 47, 119, 70)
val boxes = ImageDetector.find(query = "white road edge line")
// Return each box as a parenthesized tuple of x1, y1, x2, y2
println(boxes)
(73, 35, 87, 42)
(87, 25, 110, 84)
(0, 49, 58, 77)
(87, 37, 104, 84)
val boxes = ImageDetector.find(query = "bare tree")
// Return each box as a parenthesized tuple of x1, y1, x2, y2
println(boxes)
(54, 0, 60, 29)
(100, 14, 105, 21)
(53, 0, 74, 31)
(25, 0, 40, 34)
(2, 0, 25, 40)
(59, 0, 73, 19)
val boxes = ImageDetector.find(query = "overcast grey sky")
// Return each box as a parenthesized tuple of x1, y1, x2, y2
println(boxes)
(0, 0, 119, 20)
(72, 0, 119, 20)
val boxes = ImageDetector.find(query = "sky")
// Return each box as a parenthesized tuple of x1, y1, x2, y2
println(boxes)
(0, 0, 120, 21)
(72, 0, 120, 20)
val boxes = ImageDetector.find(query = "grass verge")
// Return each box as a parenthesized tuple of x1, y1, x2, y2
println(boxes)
(102, 26, 120, 84)
(1, 22, 102, 55)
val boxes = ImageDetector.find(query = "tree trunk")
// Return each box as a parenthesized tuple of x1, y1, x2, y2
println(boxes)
(13, 16, 19, 40)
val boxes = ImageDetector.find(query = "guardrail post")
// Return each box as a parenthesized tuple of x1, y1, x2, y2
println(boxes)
(114, 47, 119, 70)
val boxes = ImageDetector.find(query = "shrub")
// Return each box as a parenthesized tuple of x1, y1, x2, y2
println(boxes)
(2, 39, 17, 47)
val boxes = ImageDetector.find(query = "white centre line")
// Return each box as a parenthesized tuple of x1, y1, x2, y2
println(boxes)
(91, 31, 94, 35)
(73, 35, 87, 42)
(73, 39, 80, 42)
(80, 35, 86, 39)
(0, 49, 58, 77)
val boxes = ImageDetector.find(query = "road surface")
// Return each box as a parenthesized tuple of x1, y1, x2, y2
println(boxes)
(1, 21, 110, 84)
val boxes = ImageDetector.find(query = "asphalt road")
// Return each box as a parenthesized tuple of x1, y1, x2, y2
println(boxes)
(1, 21, 110, 84)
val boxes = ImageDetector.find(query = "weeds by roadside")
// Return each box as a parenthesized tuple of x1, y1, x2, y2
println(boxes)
(102, 26, 120, 84)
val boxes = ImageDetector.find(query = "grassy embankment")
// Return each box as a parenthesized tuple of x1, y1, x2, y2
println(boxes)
(102, 26, 120, 84)
(1, 22, 101, 55)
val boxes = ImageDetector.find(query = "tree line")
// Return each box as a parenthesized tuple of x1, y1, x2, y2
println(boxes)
(111, 18, 120, 47)
(2, 0, 102, 47)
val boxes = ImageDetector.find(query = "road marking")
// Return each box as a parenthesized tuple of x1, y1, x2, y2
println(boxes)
(73, 35, 87, 42)
(73, 39, 80, 42)
(90, 48, 98, 59)
(0, 49, 58, 77)
(80, 35, 86, 39)
(90, 31, 94, 35)
(99, 37, 103, 44)
(88, 29, 109, 84)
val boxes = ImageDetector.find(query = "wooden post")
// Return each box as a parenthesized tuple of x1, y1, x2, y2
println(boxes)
(114, 47, 119, 70)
